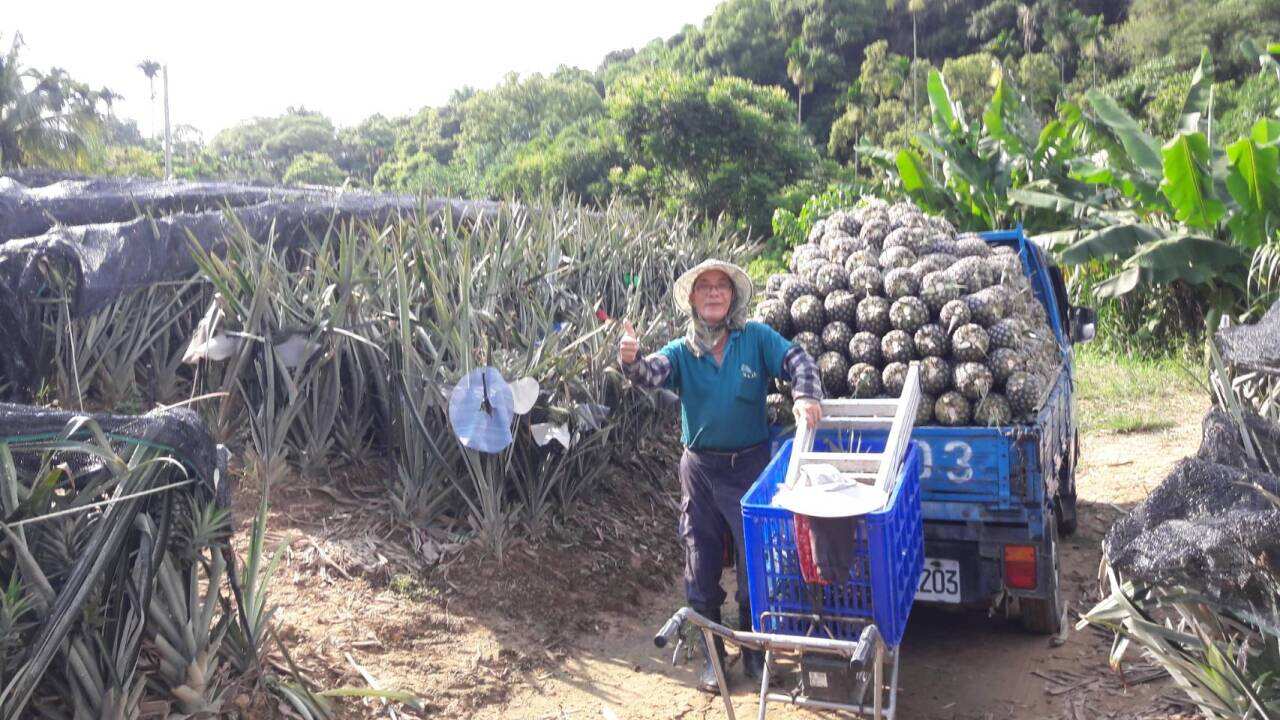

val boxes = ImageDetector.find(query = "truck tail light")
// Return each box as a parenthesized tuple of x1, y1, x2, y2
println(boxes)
(1004, 545, 1037, 590)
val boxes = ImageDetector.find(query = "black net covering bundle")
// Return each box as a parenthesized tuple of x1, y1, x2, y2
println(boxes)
(0, 171, 501, 396)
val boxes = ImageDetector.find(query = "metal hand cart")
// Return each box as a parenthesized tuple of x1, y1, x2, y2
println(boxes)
(655, 365, 925, 719)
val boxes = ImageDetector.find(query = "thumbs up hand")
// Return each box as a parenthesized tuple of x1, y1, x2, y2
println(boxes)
(618, 320, 640, 365)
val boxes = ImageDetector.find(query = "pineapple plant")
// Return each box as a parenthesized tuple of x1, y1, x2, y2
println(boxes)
(818, 351, 850, 396)
(951, 323, 990, 362)
(849, 266, 884, 298)
(790, 295, 826, 333)
(847, 363, 882, 398)
(856, 296, 891, 335)
(1006, 371, 1043, 417)
(755, 298, 792, 337)
(935, 391, 971, 426)
(822, 321, 855, 353)
(847, 332, 882, 367)
(882, 362, 910, 396)
(914, 323, 949, 357)
(954, 362, 994, 401)
(939, 299, 971, 332)
(921, 271, 962, 314)
(920, 356, 951, 394)
(879, 246, 916, 271)
(974, 393, 1012, 425)
(881, 329, 915, 363)
(792, 330, 823, 359)
(814, 262, 849, 296)
(824, 289, 859, 326)
(889, 297, 930, 333)
(883, 268, 921, 298)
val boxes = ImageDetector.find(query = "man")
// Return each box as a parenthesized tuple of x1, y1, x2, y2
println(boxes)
(618, 259, 823, 692)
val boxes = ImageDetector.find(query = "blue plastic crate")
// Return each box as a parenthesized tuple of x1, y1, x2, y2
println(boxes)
(741, 434, 924, 647)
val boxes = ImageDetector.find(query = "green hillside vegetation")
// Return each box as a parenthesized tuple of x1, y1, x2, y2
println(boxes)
(7, 0, 1280, 351)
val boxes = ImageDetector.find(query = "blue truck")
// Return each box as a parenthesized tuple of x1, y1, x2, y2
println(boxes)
(771, 227, 1095, 634)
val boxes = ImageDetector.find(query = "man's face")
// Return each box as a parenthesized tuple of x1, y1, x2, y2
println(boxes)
(691, 269, 734, 325)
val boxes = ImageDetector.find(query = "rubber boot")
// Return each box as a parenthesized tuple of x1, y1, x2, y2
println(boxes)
(694, 606, 728, 694)
(739, 606, 765, 681)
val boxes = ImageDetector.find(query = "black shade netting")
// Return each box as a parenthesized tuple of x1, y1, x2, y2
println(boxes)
(1217, 297, 1280, 374)
(0, 402, 227, 507)
(1104, 409, 1280, 623)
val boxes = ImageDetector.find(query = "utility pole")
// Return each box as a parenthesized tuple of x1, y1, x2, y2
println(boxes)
(163, 64, 172, 181)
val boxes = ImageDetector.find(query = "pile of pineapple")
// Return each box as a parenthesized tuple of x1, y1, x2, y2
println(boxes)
(756, 198, 1062, 427)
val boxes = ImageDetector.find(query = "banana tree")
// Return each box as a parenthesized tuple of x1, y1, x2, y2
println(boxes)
(860, 64, 1083, 231)
(1011, 50, 1271, 326)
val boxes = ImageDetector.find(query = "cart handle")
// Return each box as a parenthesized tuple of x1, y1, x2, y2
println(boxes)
(654, 607, 689, 648)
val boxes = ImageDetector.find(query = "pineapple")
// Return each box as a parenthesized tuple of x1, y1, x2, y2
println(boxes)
(939, 299, 972, 333)
(913, 252, 957, 277)
(883, 268, 921, 298)
(988, 318, 1028, 350)
(826, 236, 861, 266)
(881, 329, 915, 364)
(789, 244, 825, 273)
(766, 273, 792, 296)
(927, 216, 956, 236)
(879, 246, 917, 271)
(856, 296, 891, 335)
(823, 289, 859, 325)
(934, 392, 972, 426)
(953, 362, 994, 401)
(882, 362, 910, 396)
(848, 266, 884, 299)
(963, 291, 1004, 327)
(949, 256, 994, 293)
(780, 276, 818, 309)
(920, 356, 952, 394)
(929, 238, 961, 257)
(790, 295, 826, 334)
(818, 351, 850, 396)
(882, 227, 925, 253)
(951, 323, 990, 362)
(889, 297, 930, 333)
(859, 220, 890, 249)
(916, 394, 936, 425)
(955, 234, 993, 257)
(914, 323, 949, 358)
(844, 248, 880, 273)
(822, 321, 855, 353)
(974, 393, 1012, 426)
(755, 298, 792, 337)
(814, 262, 849, 296)
(1006, 371, 1044, 417)
(847, 363, 882, 398)
(988, 347, 1023, 386)
(806, 220, 828, 245)
(767, 393, 793, 424)
(792, 330, 823, 359)
(847, 332, 882, 367)
(827, 210, 861, 236)
(921, 271, 962, 314)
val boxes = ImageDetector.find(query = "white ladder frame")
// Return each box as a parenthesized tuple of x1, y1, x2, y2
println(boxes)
(782, 362, 921, 508)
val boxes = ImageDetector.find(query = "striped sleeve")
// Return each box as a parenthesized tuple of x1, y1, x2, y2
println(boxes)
(782, 345, 823, 401)
(621, 353, 673, 389)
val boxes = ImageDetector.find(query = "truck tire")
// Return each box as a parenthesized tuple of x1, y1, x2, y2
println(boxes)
(1057, 432, 1079, 536)
(1019, 513, 1063, 635)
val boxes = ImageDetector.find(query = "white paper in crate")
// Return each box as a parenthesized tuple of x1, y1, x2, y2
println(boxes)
(773, 463, 889, 518)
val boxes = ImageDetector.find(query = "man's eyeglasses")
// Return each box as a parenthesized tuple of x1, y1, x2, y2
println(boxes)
(694, 282, 733, 295)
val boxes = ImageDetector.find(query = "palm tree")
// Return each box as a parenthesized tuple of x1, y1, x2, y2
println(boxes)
(97, 87, 122, 117)
(786, 40, 815, 124)
(138, 59, 160, 139)
(0, 34, 98, 169)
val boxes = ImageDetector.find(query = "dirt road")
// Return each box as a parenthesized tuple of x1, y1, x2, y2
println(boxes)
(474, 403, 1206, 720)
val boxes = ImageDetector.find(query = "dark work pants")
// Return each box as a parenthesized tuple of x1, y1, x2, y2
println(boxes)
(679, 442, 771, 615)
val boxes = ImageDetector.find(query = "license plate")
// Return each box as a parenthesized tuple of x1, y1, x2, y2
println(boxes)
(916, 557, 961, 603)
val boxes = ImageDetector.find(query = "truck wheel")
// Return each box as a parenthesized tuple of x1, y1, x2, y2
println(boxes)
(1057, 432, 1079, 536)
(1019, 513, 1063, 635)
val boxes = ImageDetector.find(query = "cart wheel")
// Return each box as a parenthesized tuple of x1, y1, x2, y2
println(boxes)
(1019, 512, 1063, 635)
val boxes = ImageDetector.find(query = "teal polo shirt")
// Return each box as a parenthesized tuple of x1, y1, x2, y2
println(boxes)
(657, 321, 795, 451)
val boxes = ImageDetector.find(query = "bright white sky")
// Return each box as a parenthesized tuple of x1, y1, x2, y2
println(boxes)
(8, 0, 723, 142)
